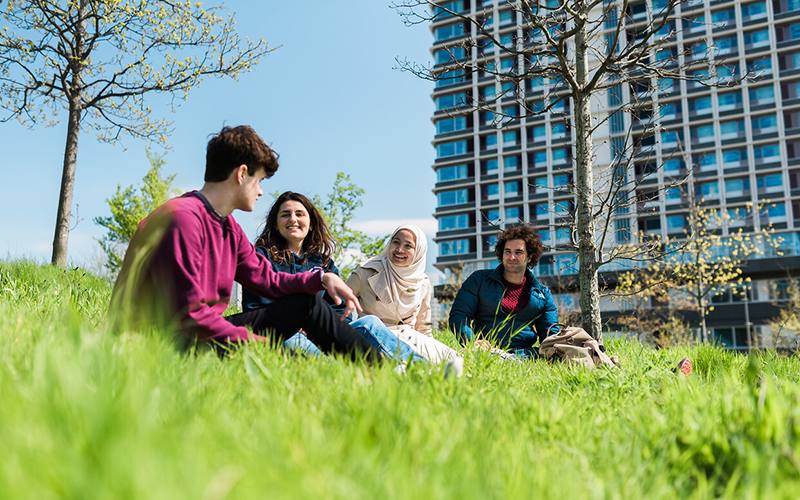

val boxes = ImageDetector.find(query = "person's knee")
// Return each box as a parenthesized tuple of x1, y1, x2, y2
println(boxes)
(352, 315, 383, 330)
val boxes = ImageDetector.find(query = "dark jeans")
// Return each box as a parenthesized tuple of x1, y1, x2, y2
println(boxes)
(224, 293, 380, 361)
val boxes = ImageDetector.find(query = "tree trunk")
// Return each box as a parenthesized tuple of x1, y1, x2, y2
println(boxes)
(52, 98, 82, 267)
(697, 273, 708, 342)
(51, 1, 86, 267)
(573, 7, 602, 340)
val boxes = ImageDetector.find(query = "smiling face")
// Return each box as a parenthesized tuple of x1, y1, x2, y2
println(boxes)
(502, 239, 531, 278)
(388, 229, 417, 267)
(276, 200, 311, 249)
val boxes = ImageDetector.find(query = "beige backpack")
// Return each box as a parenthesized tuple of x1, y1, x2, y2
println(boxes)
(539, 324, 619, 369)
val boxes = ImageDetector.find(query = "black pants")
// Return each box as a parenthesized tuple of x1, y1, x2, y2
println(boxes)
(225, 293, 380, 361)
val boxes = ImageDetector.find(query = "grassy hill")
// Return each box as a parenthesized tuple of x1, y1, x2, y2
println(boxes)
(1, 260, 799, 499)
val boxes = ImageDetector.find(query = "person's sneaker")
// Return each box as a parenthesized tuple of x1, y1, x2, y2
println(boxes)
(675, 358, 692, 376)
(444, 356, 464, 379)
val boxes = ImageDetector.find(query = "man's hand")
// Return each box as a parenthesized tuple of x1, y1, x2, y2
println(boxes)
(322, 273, 363, 320)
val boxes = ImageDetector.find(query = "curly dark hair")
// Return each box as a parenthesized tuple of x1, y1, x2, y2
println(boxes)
(494, 224, 544, 268)
(205, 125, 279, 182)
(255, 191, 338, 266)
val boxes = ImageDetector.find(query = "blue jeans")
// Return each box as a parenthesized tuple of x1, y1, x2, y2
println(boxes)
(284, 315, 426, 363)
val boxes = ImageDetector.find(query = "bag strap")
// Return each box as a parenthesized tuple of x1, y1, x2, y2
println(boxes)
(545, 323, 565, 337)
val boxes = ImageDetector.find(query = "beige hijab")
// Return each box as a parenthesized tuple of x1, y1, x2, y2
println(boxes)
(361, 224, 428, 320)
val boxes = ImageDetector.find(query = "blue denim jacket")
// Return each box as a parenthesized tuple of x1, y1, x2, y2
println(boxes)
(241, 247, 345, 316)
(449, 264, 559, 350)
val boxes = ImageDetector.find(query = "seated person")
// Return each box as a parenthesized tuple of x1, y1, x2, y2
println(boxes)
(241, 192, 424, 363)
(347, 225, 462, 370)
(110, 125, 378, 360)
(448, 224, 559, 358)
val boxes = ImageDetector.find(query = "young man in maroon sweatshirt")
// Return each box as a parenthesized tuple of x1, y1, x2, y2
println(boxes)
(110, 125, 378, 359)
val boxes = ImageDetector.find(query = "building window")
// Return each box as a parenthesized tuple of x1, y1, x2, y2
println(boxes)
(436, 140, 468, 158)
(725, 178, 751, 197)
(722, 149, 748, 168)
(715, 35, 737, 55)
(761, 203, 788, 223)
(750, 86, 776, 106)
(720, 120, 745, 140)
(553, 173, 571, 190)
(504, 180, 521, 198)
(717, 91, 742, 111)
(711, 8, 734, 25)
(434, 23, 465, 42)
(531, 126, 546, 142)
(754, 143, 780, 163)
(552, 148, 570, 164)
(696, 181, 720, 200)
(503, 130, 519, 147)
(481, 159, 498, 175)
(439, 213, 470, 231)
(437, 164, 469, 182)
(751, 115, 778, 135)
(483, 183, 500, 201)
(531, 151, 547, 167)
(660, 130, 683, 147)
(438, 189, 469, 206)
(441, 238, 471, 256)
(663, 158, 685, 174)
(505, 206, 521, 221)
(691, 124, 715, 144)
(551, 123, 568, 139)
(504, 156, 520, 172)
(531, 176, 548, 194)
(434, 46, 466, 64)
(666, 215, 686, 233)
(743, 29, 769, 49)
(693, 153, 717, 172)
(435, 70, 465, 88)
(782, 81, 800, 101)
(435, 92, 468, 111)
(741, 1, 767, 20)
(727, 207, 749, 227)
(483, 209, 500, 224)
(664, 187, 683, 204)
(481, 134, 498, 151)
(435, 116, 468, 135)
(748, 57, 772, 78)
(757, 173, 783, 193)
(531, 203, 549, 220)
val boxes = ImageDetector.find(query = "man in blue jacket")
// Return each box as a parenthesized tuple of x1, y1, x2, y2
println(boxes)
(449, 224, 560, 358)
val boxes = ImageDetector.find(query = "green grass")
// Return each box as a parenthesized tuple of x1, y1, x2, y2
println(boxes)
(2, 260, 800, 499)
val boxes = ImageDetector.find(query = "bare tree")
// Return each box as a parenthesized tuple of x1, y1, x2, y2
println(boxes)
(394, 0, 743, 339)
(0, 0, 274, 267)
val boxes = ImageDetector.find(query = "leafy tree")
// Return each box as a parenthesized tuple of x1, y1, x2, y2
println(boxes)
(0, 0, 274, 267)
(395, 0, 743, 339)
(614, 196, 778, 342)
(93, 150, 176, 276)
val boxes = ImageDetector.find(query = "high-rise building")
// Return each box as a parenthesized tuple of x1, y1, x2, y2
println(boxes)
(430, 0, 800, 348)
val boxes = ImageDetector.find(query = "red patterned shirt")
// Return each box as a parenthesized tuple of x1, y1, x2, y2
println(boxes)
(501, 276, 531, 314)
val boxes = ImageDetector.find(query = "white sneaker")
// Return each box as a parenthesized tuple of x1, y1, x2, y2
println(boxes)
(444, 356, 464, 379)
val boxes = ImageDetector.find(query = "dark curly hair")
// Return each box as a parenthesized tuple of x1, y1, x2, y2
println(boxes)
(494, 224, 544, 268)
(255, 192, 338, 266)
(205, 125, 279, 182)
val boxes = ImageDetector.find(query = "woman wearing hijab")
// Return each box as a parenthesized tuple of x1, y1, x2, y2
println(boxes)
(347, 225, 460, 364)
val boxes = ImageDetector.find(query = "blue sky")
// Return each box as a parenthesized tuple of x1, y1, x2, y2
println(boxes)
(1, 1, 442, 278)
